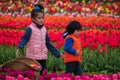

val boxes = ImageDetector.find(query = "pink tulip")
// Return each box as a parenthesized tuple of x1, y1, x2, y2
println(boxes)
(111, 74, 118, 79)
(83, 76, 90, 80)
(57, 77, 63, 80)
(74, 75, 82, 80)
(51, 77, 57, 80)
(93, 74, 100, 80)
(17, 75, 24, 80)
(5, 76, 10, 80)
(63, 77, 71, 80)
(24, 77, 30, 80)
(6, 76, 15, 80)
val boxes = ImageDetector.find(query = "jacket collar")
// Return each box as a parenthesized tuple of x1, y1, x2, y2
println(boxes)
(32, 21, 44, 29)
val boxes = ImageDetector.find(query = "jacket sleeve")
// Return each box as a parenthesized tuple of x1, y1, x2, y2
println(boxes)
(64, 37, 77, 55)
(18, 27, 32, 49)
(46, 32, 60, 58)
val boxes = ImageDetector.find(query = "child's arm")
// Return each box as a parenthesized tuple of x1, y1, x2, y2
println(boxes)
(18, 27, 32, 49)
(64, 38, 78, 55)
(46, 33, 61, 58)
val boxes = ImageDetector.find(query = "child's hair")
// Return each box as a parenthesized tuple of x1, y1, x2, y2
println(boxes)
(31, 4, 44, 18)
(66, 20, 82, 34)
(62, 20, 82, 38)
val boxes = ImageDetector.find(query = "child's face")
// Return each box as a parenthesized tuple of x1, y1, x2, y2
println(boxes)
(74, 30, 80, 37)
(33, 13, 44, 25)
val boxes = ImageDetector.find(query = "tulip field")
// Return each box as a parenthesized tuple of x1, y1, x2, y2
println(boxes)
(0, 0, 120, 80)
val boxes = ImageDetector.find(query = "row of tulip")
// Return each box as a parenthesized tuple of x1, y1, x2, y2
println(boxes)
(0, 68, 120, 80)
(0, 15, 120, 29)
(0, 0, 120, 15)
(0, 29, 120, 50)
(0, 11, 120, 18)
(0, 37, 120, 73)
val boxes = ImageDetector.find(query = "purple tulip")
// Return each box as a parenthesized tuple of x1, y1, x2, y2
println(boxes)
(8, 72, 16, 77)
(3, 68, 11, 73)
(0, 73, 6, 80)
(117, 72, 120, 79)
(24, 70, 36, 80)
(8, 70, 23, 77)
(41, 69, 47, 75)
(0, 67, 2, 72)
(38, 76, 44, 80)
(46, 72, 58, 79)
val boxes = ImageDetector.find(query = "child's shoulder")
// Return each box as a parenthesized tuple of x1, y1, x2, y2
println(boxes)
(26, 27, 31, 29)
(25, 27, 32, 32)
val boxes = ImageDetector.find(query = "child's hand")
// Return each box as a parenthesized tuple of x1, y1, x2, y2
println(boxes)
(76, 50, 80, 55)
(59, 54, 64, 58)
(16, 49, 20, 58)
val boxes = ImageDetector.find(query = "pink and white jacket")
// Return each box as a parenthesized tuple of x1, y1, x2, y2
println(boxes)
(26, 22, 47, 60)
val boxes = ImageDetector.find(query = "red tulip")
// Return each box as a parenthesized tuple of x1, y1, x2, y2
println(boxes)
(98, 47, 104, 53)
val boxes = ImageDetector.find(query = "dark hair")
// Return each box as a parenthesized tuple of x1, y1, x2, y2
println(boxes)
(31, 4, 44, 18)
(66, 20, 82, 34)
(62, 20, 82, 38)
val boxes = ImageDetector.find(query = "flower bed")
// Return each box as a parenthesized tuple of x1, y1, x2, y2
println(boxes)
(0, 68, 120, 80)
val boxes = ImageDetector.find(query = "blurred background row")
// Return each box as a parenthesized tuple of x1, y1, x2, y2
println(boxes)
(0, 0, 120, 17)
